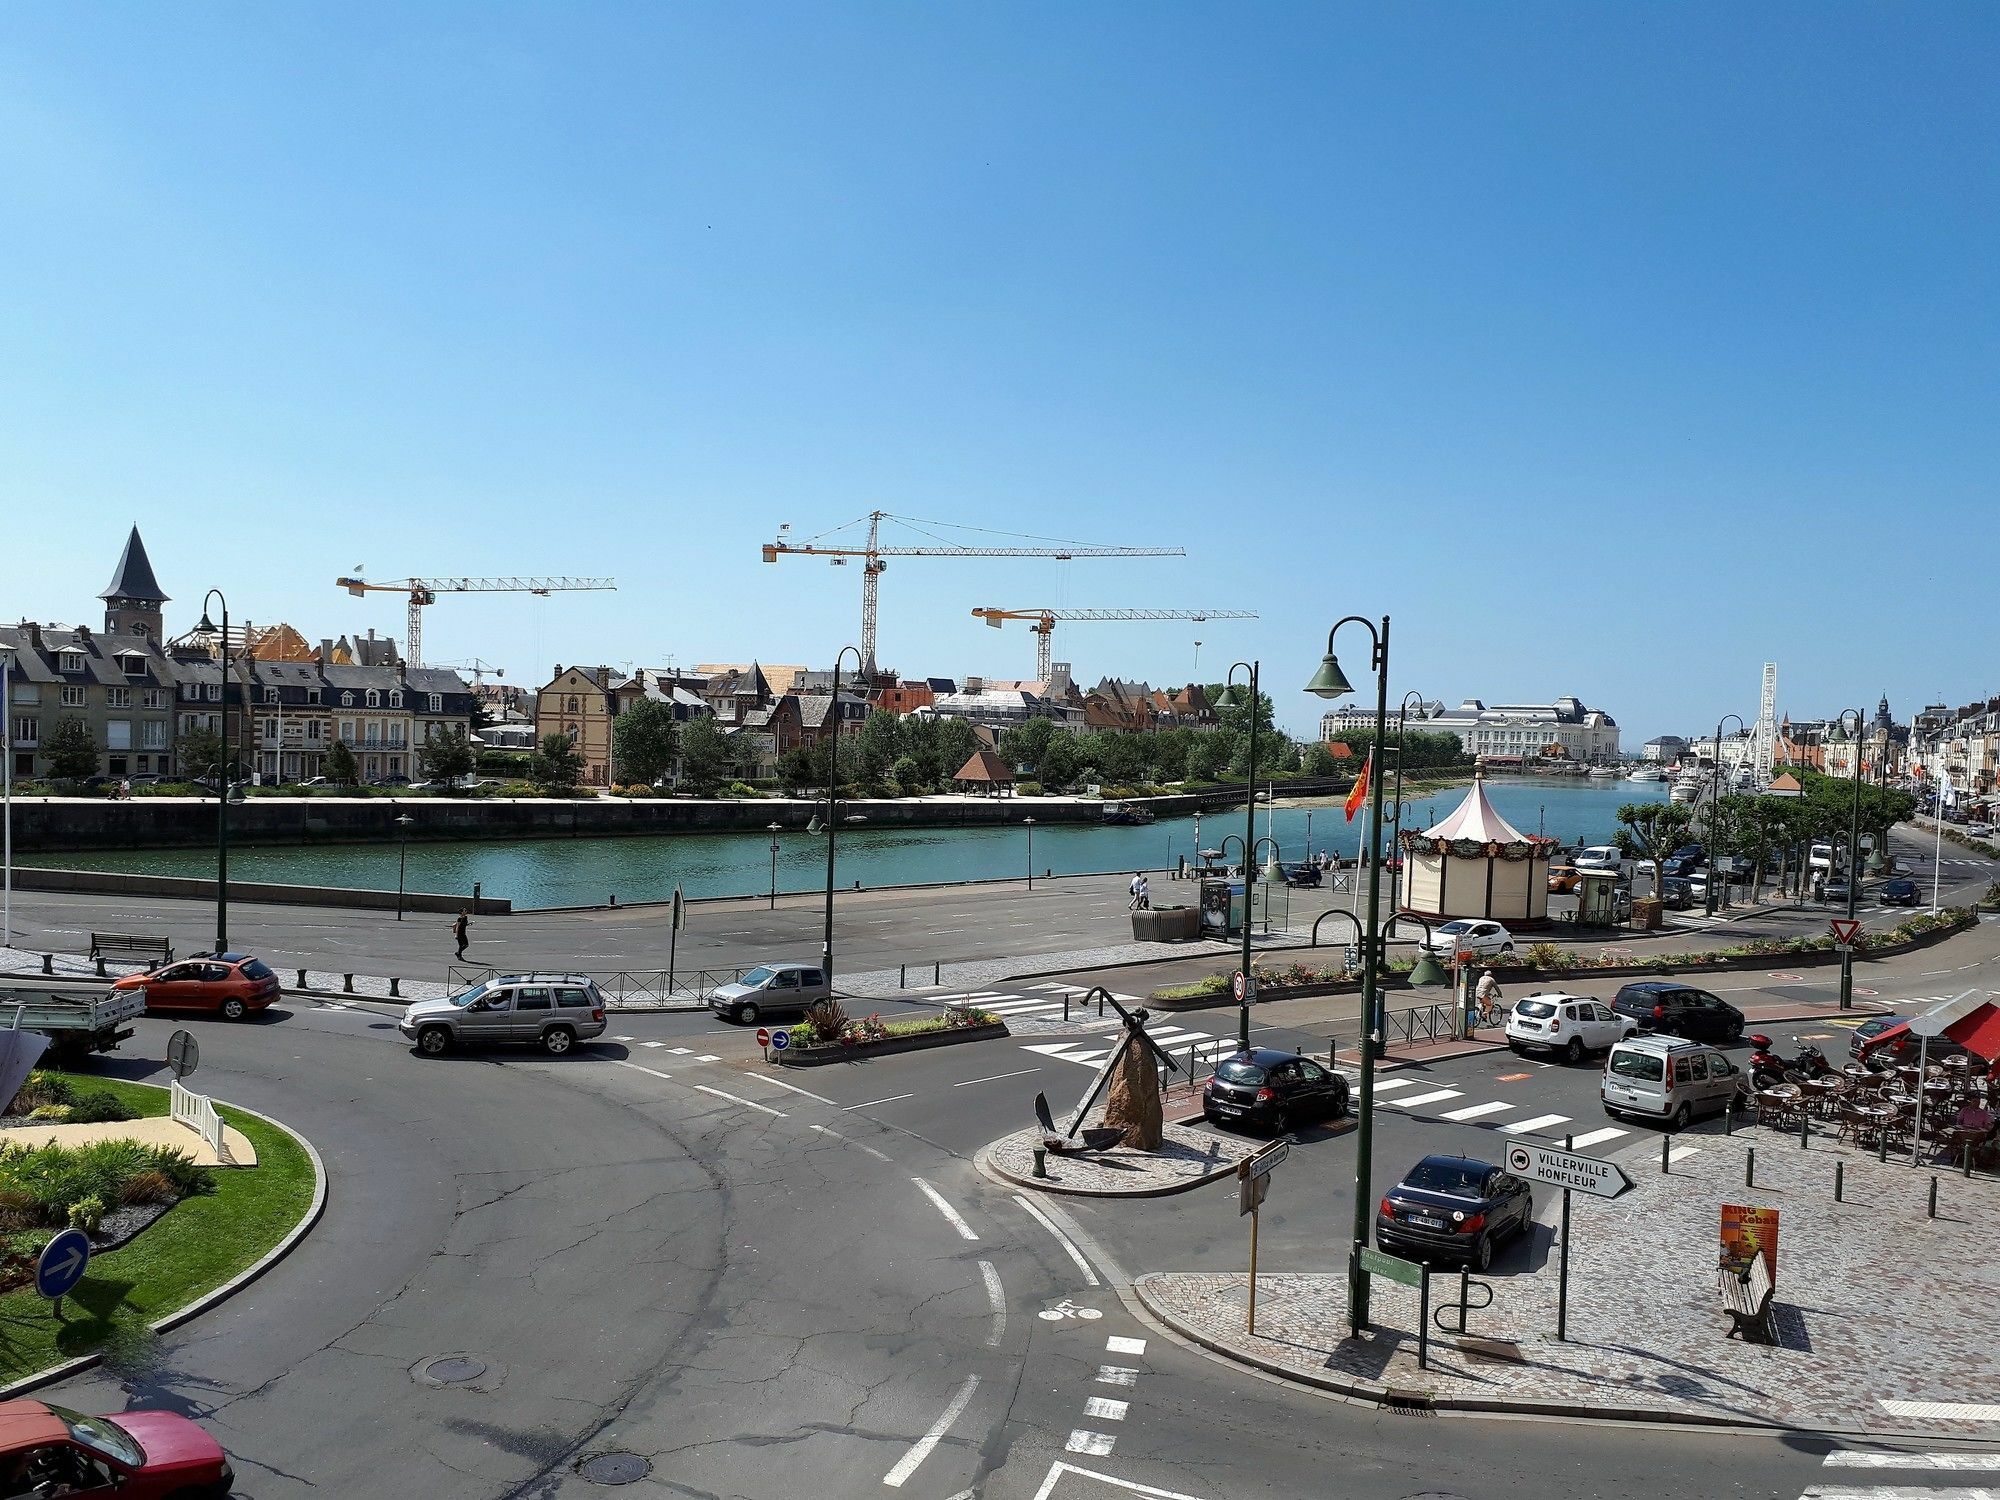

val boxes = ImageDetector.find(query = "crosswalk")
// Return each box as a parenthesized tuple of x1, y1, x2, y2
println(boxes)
(1801, 1446, 2000, 1499)
(612, 1039, 721, 1063)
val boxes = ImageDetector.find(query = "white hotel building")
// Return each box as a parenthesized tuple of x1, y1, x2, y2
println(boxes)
(1320, 695, 1621, 764)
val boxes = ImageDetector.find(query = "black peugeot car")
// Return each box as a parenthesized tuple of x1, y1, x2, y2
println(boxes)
(1879, 878, 1921, 907)
(1376, 1154, 1533, 1272)
(1611, 981, 1744, 1043)
(1202, 1048, 1348, 1134)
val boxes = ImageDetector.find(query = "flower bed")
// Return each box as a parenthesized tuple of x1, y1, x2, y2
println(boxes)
(776, 1001, 1007, 1065)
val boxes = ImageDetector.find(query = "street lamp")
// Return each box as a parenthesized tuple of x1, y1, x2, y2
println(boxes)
(195, 591, 231, 954)
(822, 646, 865, 991)
(394, 812, 415, 920)
(1835, 707, 1865, 1011)
(1387, 690, 1431, 916)
(1225, 660, 1260, 1050)
(1024, 816, 1037, 890)
(1303, 807, 1313, 866)
(767, 823, 782, 910)
(1305, 612, 1391, 1338)
(1705, 713, 1747, 917)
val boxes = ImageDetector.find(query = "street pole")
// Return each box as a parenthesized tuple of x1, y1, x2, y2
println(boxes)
(768, 823, 782, 910)
(1306, 614, 1390, 1336)
(1836, 707, 1863, 1011)
(823, 646, 863, 992)
(1706, 714, 1746, 917)
(1227, 660, 1260, 1050)
(2, 641, 11, 952)
(1304, 807, 1312, 866)
(395, 812, 413, 920)
(1390, 691, 1427, 917)
(197, 592, 231, 954)
(1024, 816, 1036, 890)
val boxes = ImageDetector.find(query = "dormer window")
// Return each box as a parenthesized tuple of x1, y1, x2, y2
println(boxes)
(59, 652, 84, 673)
(428, 693, 442, 713)
(264, 687, 281, 704)
(342, 691, 355, 707)
(388, 690, 403, 709)
(119, 654, 146, 677)
(307, 688, 322, 705)
(365, 690, 380, 708)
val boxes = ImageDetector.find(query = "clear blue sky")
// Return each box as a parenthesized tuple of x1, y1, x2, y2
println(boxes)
(3, 4, 1993, 743)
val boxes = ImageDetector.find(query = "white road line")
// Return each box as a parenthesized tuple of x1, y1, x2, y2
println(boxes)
(1501, 1114, 1571, 1135)
(1825, 1454, 2000, 1470)
(881, 1373, 981, 1488)
(913, 1178, 980, 1241)
(693, 1084, 786, 1117)
(1369, 1078, 1420, 1093)
(1379, 1088, 1463, 1109)
(611, 1060, 675, 1082)
(1011, 1192, 1101, 1286)
(843, 1094, 915, 1110)
(1567, 1127, 1627, 1150)
(1083, 1396, 1129, 1421)
(954, 1068, 1043, 1088)
(1065, 1430, 1116, 1456)
(640, 1040, 670, 1049)
(1801, 1488, 2000, 1500)
(695, 1054, 721, 1063)
(759, 1074, 836, 1106)
(807, 1124, 892, 1163)
(1877, 1400, 2000, 1420)
(1105, 1334, 1146, 1355)
(1667, 1145, 1700, 1164)
(1095, 1365, 1139, 1386)
(1029, 1463, 1203, 1500)
(1441, 1101, 1515, 1121)
(979, 1259, 1006, 1347)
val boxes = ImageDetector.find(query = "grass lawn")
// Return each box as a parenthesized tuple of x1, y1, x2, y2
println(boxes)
(0, 1078, 318, 1384)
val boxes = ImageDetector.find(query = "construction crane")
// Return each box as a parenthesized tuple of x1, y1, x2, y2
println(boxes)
(762, 511, 1184, 673)
(973, 607, 1259, 679)
(335, 575, 615, 668)
(432, 658, 505, 685)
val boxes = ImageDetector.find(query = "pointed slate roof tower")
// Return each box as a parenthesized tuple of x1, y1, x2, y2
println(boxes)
(100, 526, 169, 641)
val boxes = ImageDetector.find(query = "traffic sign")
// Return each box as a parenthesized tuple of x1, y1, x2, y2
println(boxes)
(1357, 1245, 1423, 1288)
(1504, 1141, 1633, 1200)
(1237, 1171, 1269, 1217)
(1238, 1139, 1290, 1182)
(1231, 971, 1248, 1003)
(1829, 918, 1861, 948)
(35, 1229, 91, 1301)
(166, 1029, 199, 1080)
(755, 1028, 771, 1048)
(770, 1029, 790, 1052)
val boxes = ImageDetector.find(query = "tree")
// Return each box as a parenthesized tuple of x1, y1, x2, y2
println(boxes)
(998, 715, 1056, 772)
(1302, 741, 1339, 777)
(889, 755, 922, 796)
(1035, 733, 1083, 791)
(1185, 731, 1231, 782)
(677, 715, 735, 795)
(531, 732, 584, 793)
(778, 745, 821, 794)
(177, 724, 223, 782)
(1611, 800, 1697, 906)
(418, 725, 477, 785)
(854, 711, 903, 792)
(934, 717, 979, 781)
(43, 717, 99, 780)
(611, 699, 681, 786)
(325, 739, 359, 786)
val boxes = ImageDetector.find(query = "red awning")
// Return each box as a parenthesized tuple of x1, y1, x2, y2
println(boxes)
(1948, 1003, 2000, 1064)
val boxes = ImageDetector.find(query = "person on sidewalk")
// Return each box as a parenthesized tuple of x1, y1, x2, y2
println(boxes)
(1135, 873, 1151, 910)
(1474, 968, 1504, 1028)
(1129, 872, 1150, 910)
(452, 909, 470, 961)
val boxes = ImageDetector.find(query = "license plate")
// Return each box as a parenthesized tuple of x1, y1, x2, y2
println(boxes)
(1409, 1213, 1444, 1230)
(1212, 1102, 1243, 1115)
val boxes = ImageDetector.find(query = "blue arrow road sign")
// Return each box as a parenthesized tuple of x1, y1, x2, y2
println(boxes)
(770, 1029, 790, 1051)
(36, 1228, 91, 1301)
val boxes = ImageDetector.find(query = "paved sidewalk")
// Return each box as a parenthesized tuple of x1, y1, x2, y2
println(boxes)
(1136, 1115, 2000, 1436)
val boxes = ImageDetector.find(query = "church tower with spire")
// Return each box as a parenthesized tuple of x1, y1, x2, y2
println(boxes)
(99, 526, 170, 643)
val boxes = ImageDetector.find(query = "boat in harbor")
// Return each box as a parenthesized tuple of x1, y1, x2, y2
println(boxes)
(1626, 767, 1668, 782)
(1101, 800, 1157, 826)
(1587, 766, 1619, 780)
(1669, 772, 1705, 804)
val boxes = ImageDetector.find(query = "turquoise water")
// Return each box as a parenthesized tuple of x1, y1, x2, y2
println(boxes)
(22, 777, 1665, 909)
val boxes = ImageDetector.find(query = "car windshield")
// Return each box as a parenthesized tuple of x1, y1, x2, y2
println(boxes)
(738, 966, 778, 986)
(1402, 1160, 1486, 1197)
(1610, 1050, 1665, 1082)
(449, 981, 492, 1009)
(1215, 1059, 1267, 1084)
(1516, 1000, 1557, 1019)
(53, 1406, 145, 1467)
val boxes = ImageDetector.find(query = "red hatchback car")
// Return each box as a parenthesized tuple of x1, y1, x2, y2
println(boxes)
(114, 951, 281, 1021)
(0, 1400, 232, 1495)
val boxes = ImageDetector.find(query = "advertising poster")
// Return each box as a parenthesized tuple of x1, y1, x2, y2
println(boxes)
(1719, 1204, 1780, 1281)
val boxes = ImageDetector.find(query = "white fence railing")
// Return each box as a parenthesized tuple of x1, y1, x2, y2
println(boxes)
(171, 1078, 228, 1162)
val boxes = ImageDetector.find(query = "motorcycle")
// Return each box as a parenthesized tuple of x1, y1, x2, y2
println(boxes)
(1747, 1033, 1833, 1091)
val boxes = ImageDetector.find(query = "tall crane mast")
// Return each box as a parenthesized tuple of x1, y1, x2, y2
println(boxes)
(972, 607, 1259, 679)
(762, 511, 1183, 673)
(335, 575, 615, 668)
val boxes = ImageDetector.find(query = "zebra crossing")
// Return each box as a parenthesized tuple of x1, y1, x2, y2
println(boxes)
(611, 1039, 722, 1063)
(1800, 1446, 2000, 1499)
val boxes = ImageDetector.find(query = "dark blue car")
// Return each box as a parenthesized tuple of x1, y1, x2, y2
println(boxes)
(1879, 878, 1920, 906)
(1376, 1154, 1533, 1272)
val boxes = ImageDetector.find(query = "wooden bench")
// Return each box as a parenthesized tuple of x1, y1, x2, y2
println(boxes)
(1717, 1257, 1775, 1344)
(88, 932, 173, 969)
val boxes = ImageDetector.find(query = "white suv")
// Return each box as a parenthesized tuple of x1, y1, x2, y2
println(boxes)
(1505, 992, 1635, 1064)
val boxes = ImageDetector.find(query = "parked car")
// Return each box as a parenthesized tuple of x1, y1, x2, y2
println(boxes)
(112, 952, 281, 1021)
(1852, 1016, 1970, 1069)
(1879, 877, 1921, 906)
(0, 1399, 232, 1496)
(1660, 846, 1705, 878)
(1201, 1048, 1348, 1133)
(708, 962, 831, 1024)
(1546, 864, 1581, 894)
(1375, 1154, 1533, 1272)
(399, 973, 608, 1056)
(1419, 919, 1515, 959)
(1572, 845, 1628, 874)
(1821, 874, 1852, 903)
(1278, 861, 1322, 889)
(1600, 1034, 1744, 1129)
(1967, 821, 1995, 838)
(1504, 992, 1635, 1063)
(1657, 876, 1694, 910)
(1712, 855, 1756, 883)
(1609, 981, 1744, 1043)
(294, 776, 330, 788)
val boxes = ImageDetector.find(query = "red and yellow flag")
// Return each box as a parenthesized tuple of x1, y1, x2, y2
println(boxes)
(1345, 750, 1371, 822)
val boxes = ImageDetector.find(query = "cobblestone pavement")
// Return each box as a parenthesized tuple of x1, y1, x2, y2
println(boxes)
(986, 1118, 1254, 1196)
(1137, 1116, 2000, 1436)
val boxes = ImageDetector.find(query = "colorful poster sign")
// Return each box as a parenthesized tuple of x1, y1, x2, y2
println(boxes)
(1719, 1204, 1780, 1281)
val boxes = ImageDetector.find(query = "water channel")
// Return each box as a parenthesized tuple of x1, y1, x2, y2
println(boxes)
(21, 777, 1668, 909)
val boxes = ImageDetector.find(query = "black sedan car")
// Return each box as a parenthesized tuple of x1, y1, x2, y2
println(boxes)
(1879, 878, 1921, 907)
(1279, 862, 1323, 889)
(1657, 876, 1694, 910)
(1376, 1154, 1533, 1272)
(1610, 982, 1744, 1043)
(1202, 1049, 1348, 1134)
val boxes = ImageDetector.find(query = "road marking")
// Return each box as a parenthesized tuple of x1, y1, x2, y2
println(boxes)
(881, 1372, 981, 1488)
(1065, 1430, 1117, 1456)
(758, 1074, 836, 1106)
(640, 1040, 670, 1048)
(1877, 1400, 2000, 1420)
(1370, 1078, 1421, 1093)
(1083, 1396, 1129, 1421)
(954, 1068, 1043, 1088)
(979, 1259, 1006, 1347)
(1567, 1127, 1627, 1149)
(1096, 1365, 1139, 1386)
(1824, 1454, 2000, 1469)
(808, 1123, 892, 1163)
(610, 1060, 674, 1082)
(1667, 1145, 1701, 1164)
(1500, 1114, 1571, 1135)
(1106, 1334, 1146, 1355)
(1379, 1088, 1463, 1109)
(1441, 1101, 1514, 1121)
(1011, 1193, 1101, 1286)
(913, 1178, 980, 1241)
(693, 1084, 786, 1117)
(1029, 1462, 1204, 1500)
(843, 1094, 914, 1110)
(1800, 1488, 2000, 1499)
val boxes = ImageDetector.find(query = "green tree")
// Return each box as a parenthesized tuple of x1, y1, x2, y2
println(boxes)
(998, 716, 1056, 772)
(325, 739, 359, 786)
(1611, 800, 1698, 904)
(934, 717, 979, 782)
(611, 699, 682, 786)
(43, 717, 99, 780)
(176, 724, 223, 782)
(1302, 741, 1338, 777)
(899, 714, 945, 789)
(417, 725, 477, 784)
(1206, 682, 1276, 736)
(531, 732, 584, 793)
(1035, 733, 1083, 791)
(778, 744, 821, 793)
(677, 715, 735, 795)
(854, 711, 903, 792)
(1185, 731, 1231, 782)
(889, 754, 923, 796)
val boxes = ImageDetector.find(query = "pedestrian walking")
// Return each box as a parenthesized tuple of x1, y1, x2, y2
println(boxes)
(1136, 873, 1152, 910)
(1475, 969, 1503, 1028)
(1129, 872, 1144, 910)
(452, 909, 470, 960)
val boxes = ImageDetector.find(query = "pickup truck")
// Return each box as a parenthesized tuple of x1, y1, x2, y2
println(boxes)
(0, 986, 147, 1063)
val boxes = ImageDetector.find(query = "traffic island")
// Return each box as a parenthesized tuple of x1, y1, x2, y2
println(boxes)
(1134, 1125, 2000, 1436)
(982, 1117, 1257, 1197)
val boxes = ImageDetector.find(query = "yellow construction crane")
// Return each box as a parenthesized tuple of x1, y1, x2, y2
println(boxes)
(762, 511, 1183, 673)
(336, 574, 615, 668)
(972, 607, 1259, 678)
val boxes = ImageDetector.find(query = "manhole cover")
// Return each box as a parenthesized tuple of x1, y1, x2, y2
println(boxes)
(409, 1352, 504, 1390)
(578, 1453, 651, 1485)
(422, 1356, 487, 1384)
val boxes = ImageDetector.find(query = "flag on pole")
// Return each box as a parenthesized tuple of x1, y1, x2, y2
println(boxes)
(671, 884, 686, 931)
(1344, 751, 1371, 822)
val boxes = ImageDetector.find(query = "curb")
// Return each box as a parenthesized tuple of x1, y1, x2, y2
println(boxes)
(975, 1132, 1260, 1200)
(0, 1091, 329, 1400)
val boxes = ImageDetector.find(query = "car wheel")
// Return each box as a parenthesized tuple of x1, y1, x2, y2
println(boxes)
(220, 997, 247, 1022)
(738, 1002, 760, 1025)
(1500, 942, 1515, 955)
(417, 1025, 450, 1056)
(1333, 1085, 1350, 1119)
(1564, 1038, 1584, 1065)
(1728, 1021, 1744, 1044)
(542, 1026, 575, 1056)
(1671, 1101, 1692, 1131)
(1472, 1233, 1494, 1272)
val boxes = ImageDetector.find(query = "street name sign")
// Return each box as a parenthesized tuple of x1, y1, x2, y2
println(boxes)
(1357, 1245, 1423, 1288)
(166, 1029, 199, 1080)
(1238, 1140, 1290, 1181)
(770, 1029, 790, 1052)
(36, 1229, 91, 1301)
(1505, 1142, 1632, 1199)
(1829, 918, 1861, 949)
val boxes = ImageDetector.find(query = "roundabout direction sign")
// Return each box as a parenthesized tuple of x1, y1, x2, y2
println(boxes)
(36, 1228, 91, 1305)
(167, 1028, 199, 1080)
(1505, 1141, 1632, 1199)
(770, 1029, 790, 1053)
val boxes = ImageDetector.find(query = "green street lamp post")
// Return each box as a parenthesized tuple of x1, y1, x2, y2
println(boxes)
(1225, 661, 1260, 1050)
(1705, 713, 1747, 916)
(1024, 816, 1037, 890)
(1835, 707, 1864, 1011)
(1305, 613, 1391, 1337)
(822, 646, 865, 991)
(1386, 690, 1430, 916)
(195, 591, 231, 954)
(767, 823, 782, 910)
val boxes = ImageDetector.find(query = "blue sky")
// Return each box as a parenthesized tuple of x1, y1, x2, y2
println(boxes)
(2, 4, 1993, 743)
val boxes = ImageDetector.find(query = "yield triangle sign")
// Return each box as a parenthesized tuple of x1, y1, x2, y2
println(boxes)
(1829, 918, 1861, 945)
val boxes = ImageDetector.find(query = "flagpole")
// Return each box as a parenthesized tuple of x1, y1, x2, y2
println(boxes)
(669, 883, 682, 992)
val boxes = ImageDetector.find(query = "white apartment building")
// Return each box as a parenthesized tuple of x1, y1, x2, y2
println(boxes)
(1321, 695, 1619, 763)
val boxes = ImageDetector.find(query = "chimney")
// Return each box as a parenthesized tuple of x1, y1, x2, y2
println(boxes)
(75, 624, 91, 643)
(597, 665, 612, 688)
(964, 675, 983, 694)
(25, 622, 41, 649)
(320, 639, 333, 666)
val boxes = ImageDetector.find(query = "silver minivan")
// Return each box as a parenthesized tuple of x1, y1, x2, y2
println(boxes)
(1601, 1034, 1742, 1129)
(709, 963, 830, 1024)
(400, 973, 609, 1057)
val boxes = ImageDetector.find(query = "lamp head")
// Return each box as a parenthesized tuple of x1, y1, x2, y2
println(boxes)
(195, 610, 217, 635)
(1304, 652, 1354, 699)
(1408, 951, 1450, 989)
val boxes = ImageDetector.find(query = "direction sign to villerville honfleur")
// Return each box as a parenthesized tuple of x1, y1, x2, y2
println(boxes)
(1504, 1142, 1634, 1200)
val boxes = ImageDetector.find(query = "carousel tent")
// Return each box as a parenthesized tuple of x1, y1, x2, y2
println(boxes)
(1399, 773, 1559, 923)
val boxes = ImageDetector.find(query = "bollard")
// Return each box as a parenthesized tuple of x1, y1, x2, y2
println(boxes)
(343, 973, 355, 993)
(1033, 1147, 1048, 1179)
(899, 964, 906, 989)
(1878, 1126, 1889, 1164)
(1799, 1110, 1810, 1151)
(1063, 995, 1071, 1021)
(1927, 1175, 1938, 1220)
(389, 977, 401, 998)
(297, 968, 308, 989)
(1745, 1146, 1755, 1187)
(1724, 1094, 1736, 1136)
(1098, 993, 1106, 1017)
(933, 961, 940, 985)
(95, 957, 107, 978)
(1329, 1040, 1338, 1072)
(1834, 1161, 1843, 1202)
(1967, 1144, 1976, 1180)
(41, 954, 52, 975)
(609, 894, 617, 907)
(1662, 1133, 1671, 1174)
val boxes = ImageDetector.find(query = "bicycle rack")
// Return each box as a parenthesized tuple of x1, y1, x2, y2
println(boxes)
(1431, 1269, 1495, 1337)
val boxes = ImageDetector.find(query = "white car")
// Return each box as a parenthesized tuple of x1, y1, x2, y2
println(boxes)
(1505, 992, 1635, 1063)
(1420, 919, 1516, 959)
(1969, 821, 1995, 838)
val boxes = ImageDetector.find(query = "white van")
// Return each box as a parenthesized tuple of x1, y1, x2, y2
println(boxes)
(1572, 845, 1630, 877)
(1600, 1034, 1743, 1129)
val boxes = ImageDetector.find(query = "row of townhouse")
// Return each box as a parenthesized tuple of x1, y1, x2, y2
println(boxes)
(1907, 697, 2000, 800)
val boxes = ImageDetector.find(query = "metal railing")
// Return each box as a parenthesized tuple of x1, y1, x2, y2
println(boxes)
(443, 963, 760, 1008)
(171, 1078, 228, 1162)
(1381, 1001, 1461, 1048)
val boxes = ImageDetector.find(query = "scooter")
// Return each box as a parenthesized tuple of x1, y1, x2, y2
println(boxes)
(1747, 1033, 1833, 1091)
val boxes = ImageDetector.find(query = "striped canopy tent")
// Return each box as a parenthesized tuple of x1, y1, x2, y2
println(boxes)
(1398, 771, 1562, 923)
